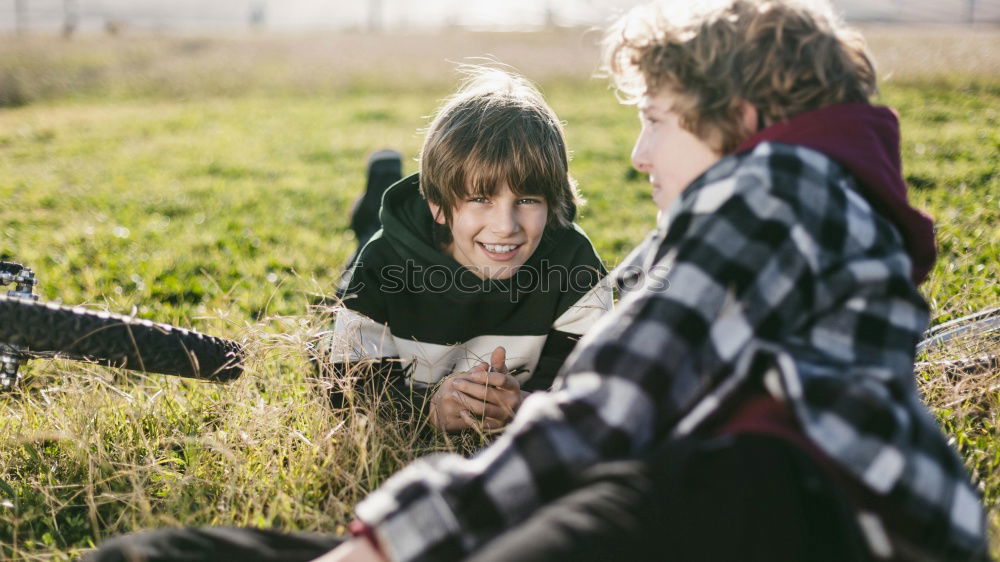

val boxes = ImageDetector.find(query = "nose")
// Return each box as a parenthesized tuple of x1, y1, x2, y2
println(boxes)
(631, 132, 652, 174)
(489, 204, 520, 237)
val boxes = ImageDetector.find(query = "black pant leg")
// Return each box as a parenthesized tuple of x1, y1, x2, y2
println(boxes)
(349, 156, 402, 248)
(652, 434, 872, 562)
(343, 153, 402, 271)
(467, 460, 655, 562)
(84, 526, 344, 562)
(470, 434, 872, 562)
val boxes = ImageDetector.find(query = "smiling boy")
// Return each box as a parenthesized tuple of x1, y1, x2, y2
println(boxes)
(319, 66, 611, 433)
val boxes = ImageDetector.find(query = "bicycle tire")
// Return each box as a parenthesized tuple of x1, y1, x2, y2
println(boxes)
(0, 295, 243, 381)
(917, 307, 1000, 353)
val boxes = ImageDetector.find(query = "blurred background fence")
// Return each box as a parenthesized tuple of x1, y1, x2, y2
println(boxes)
(2, 0, 999, 35)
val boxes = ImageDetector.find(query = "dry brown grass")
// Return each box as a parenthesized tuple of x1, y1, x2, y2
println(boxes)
(861, 25, 1000, 81)
(916, 318, 1000, 555)
(2, 25, 996, 105)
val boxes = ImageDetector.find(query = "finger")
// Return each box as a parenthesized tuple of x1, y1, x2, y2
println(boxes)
(435, 388, 479, 416)
(438, 409, 470, 431)
(452, 378, 504, 402)
(453, 391, 513, 420)
(490, 346, 508, 374)
(459, 370, 520, 391)
(458, 409, 478, 428)
(450, 363, 490, 383)
(451, 390, 479, 414)
(460, 410, 508, 431)
(452, 391, 505, 419)
(478, 416, 509, 431)
(450, 364, 488, 381)
(475, 403, 511, 421)
(489, 371, 520, 391)
(454, 381, 520, 412)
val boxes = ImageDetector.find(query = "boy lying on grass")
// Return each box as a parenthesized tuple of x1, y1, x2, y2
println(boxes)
(314, 66, 611, 432)
(87, 1, 989, 560)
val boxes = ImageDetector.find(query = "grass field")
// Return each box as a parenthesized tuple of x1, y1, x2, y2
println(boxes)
(0, 27, 998, 559)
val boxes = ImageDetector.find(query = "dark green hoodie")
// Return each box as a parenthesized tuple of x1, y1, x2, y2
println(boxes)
(329, 173, 611, 397)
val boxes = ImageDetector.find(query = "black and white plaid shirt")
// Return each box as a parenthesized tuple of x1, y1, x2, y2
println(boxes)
(355, 142, 988, 561)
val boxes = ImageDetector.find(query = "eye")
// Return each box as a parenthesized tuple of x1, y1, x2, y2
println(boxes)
(640, 110, 664, 126)
(467, 196, 490, 204)
(517, 197, 543, 205)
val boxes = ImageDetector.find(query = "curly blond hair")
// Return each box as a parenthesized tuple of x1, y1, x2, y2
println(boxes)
(603, 0, 877, 152)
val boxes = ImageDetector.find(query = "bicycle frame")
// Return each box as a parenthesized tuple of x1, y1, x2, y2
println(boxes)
(0, 261, 39, 300)
(0, 261, 37, 389)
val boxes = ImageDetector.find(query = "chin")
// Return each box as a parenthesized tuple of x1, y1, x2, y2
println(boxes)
(480, 262, 523, 280)
(654, 192, 678, 211)
(484, 268, 518, 280)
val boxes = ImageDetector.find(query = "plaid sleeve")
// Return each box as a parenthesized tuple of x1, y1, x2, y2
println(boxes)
(527, 281, 614, 392)
(354, 152, 828, 562)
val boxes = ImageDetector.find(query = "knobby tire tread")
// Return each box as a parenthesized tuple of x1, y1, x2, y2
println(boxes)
(0, 295, 243, 381)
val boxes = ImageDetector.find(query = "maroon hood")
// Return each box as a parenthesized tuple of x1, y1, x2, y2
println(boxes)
(734, 103, 936, 284)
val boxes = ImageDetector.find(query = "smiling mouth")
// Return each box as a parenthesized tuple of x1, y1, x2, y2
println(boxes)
(478, 242, 522, 260)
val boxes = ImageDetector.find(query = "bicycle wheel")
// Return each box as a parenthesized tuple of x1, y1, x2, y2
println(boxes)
(917, 307, 1000, 353)
(0, 295, 243, 381)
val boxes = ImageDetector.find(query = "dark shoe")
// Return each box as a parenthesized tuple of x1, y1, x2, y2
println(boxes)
(350, 149, 402, 244)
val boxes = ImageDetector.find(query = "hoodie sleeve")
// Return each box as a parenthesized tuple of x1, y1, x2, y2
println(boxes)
(336, 246, 390, 325)
(321, 248, 434, 417)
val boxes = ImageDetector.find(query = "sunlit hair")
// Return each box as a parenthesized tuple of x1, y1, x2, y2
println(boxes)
(419, 65, 580, 239)
(603, 0, 877, 152)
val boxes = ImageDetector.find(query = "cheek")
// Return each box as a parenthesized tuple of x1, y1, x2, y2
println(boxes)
(650, 132, 676, 168)
(689, 142, 721, 178)
(528, 208, 549, 236)
(450, 215, 480, 243)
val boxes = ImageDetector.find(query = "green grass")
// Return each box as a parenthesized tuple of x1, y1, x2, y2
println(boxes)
(0, 30, 998, 559)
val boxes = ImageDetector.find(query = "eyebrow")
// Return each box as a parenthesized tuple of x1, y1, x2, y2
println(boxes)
(638, 99, 668, 116)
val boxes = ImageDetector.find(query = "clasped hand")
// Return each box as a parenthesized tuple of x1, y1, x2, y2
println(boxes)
(429, 346, 526, 432)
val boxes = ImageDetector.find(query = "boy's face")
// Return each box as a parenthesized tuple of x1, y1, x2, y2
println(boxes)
(430, 182, 548, 280)
(631, 90, 723, 211)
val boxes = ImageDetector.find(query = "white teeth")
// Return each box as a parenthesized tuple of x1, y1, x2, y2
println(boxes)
(482, 243, 518, 253)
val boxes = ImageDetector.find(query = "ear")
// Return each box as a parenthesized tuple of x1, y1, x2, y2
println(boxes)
(427, 201, 447, 225)
(736, 100, 761, 136)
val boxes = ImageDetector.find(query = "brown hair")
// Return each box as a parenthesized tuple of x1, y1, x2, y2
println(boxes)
(419, 65, 580, 236)
(603, 0, 877, 152)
